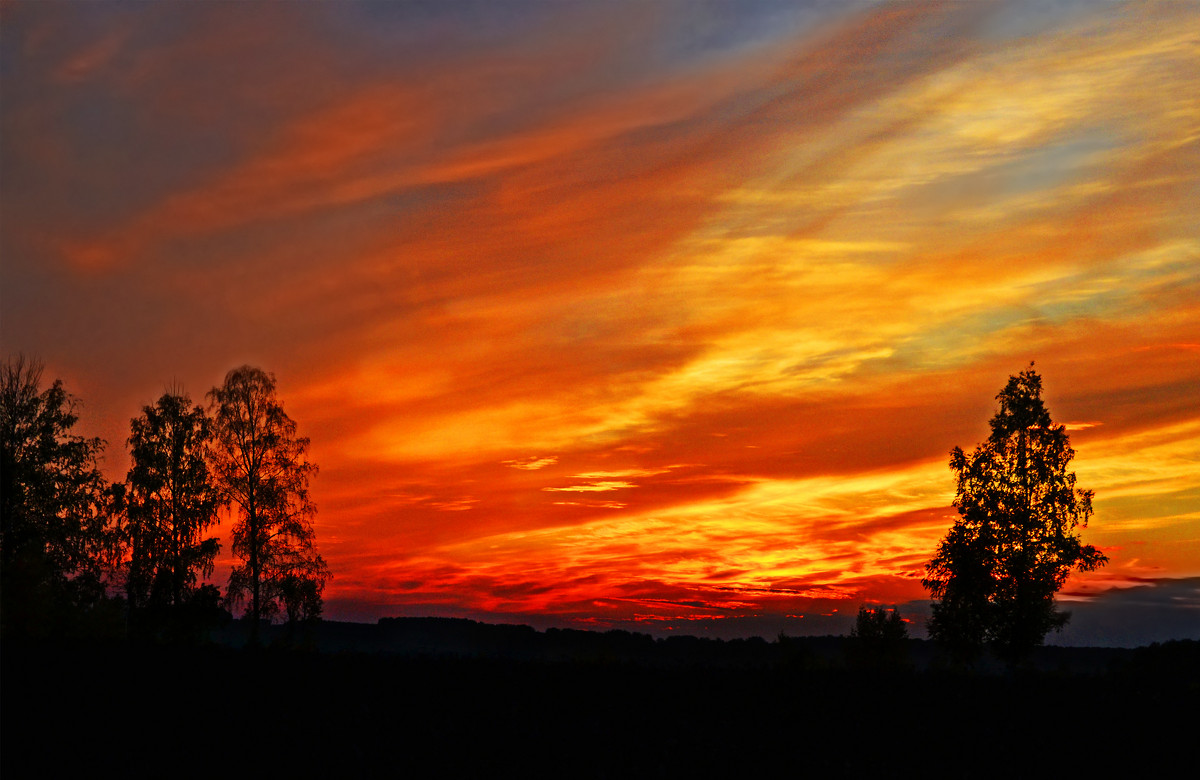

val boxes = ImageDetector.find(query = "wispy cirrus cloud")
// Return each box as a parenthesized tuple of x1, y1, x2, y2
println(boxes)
(503, 456, 558, 471)
(543, 481, 637, 493)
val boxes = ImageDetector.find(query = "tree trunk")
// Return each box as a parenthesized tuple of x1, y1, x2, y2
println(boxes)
(249, 489, 260, 645)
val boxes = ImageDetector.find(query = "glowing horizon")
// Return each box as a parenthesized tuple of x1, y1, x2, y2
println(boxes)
(2, 1, 1197, 639)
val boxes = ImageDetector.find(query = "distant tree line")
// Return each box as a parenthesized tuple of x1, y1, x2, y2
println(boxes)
(1, 356, 329, 643)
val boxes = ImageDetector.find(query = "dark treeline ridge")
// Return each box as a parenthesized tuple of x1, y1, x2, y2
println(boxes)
(208, 615, 1169, 674)
(3, 625, 1196, 777)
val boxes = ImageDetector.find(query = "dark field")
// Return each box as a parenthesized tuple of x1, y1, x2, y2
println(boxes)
(3, 621, 1196, 777)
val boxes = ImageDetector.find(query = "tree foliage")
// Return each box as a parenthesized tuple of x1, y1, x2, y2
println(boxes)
(851, 605, 908, 643)
(124, 389, 223, 636)
(209, 366, 329, 634)
(923, 365, 1107, 662)
(1, 356, 121, 636)
(847, 605, 909, 668)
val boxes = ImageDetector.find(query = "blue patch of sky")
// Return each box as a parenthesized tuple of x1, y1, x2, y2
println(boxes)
(899, 129, 1119, 227)
(889, 300, 1086, 372)
(976, 0, 1120, 42)
(632, 0, 871, 70)
(995, 132, 1117, 199)
(327, 0, 555, 45)
(1020, 246, 1189, 323)
(324, 0, 866, 74)
(889, 241, 1195, 373)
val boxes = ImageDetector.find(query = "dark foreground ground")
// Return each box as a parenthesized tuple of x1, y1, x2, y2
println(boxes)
(3, 620, 1197, 777)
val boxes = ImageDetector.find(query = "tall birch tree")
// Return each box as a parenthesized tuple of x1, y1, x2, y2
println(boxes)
(209, 366, 328, 640)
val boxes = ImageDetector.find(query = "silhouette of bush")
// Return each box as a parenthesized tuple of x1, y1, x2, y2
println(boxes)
(846, 605, 910, 669)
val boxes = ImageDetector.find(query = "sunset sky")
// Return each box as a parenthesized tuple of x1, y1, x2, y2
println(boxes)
(3, 0, 1197, 645)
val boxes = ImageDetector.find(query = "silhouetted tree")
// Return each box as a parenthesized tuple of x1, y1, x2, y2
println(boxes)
(209, 366, 329, 640)
(923, 365, 1107, 663)
(851, 605, 907, 642)
(847, 605, 909, 668)
(1, 356, 122, 636)
(124, 389, 223, 638)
